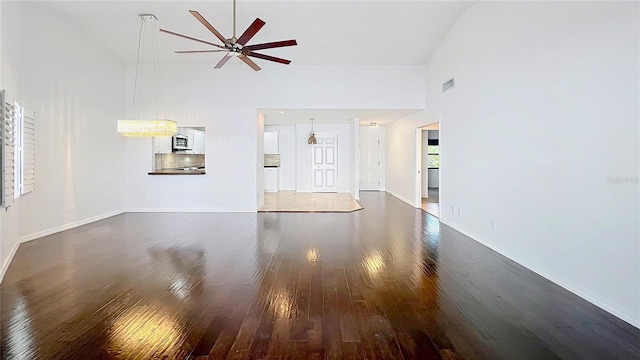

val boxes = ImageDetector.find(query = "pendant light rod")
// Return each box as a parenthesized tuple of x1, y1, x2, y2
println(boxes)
(131, 14, 160, 119)
(130, 15, 145, 118)
(118, 14, 176, 137)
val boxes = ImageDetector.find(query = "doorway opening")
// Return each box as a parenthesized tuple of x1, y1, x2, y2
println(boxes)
(418, 122, 440, 217)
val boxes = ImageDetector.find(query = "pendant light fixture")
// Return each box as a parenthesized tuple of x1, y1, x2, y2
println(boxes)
(118, 14, 177, 137)
(307, 118, 317, 144)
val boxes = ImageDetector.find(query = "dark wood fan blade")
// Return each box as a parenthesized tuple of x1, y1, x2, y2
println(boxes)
(175, 50, 227, 53)
(236, 18, 266, 45)
(244, 39, 297, 51)
(246, 51, 291, 65)
(189, 10, 230, 45)
(160, 29, 226, 49)
(214, 53, 233, 69)
(238, 55, 262, 71)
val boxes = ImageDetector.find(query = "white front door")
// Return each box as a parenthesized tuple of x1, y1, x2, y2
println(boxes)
(312, 134, 338, 192)
(359, 136, 380, 190)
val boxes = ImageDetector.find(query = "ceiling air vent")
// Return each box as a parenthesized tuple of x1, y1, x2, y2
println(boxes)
(442, 78, 455, 93)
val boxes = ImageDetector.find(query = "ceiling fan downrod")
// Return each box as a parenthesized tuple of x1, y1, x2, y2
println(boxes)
(232, 0, 237, 42)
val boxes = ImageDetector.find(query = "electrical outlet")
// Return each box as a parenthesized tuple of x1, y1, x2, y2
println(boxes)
(70, 204, 75, 213)
(451, 205, 455, 214)
(491, 220, 497, 230)
(457, 209, 462, 216)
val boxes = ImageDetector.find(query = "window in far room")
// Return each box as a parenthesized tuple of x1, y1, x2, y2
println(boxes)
(427, 139, 439, 169)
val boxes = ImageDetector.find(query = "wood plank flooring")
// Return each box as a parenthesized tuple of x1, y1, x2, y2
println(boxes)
(421, 188, 440, 218)
(1, 192, 638, 359)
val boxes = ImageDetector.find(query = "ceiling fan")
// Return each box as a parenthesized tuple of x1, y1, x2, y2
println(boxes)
(159, 0, 297, 71)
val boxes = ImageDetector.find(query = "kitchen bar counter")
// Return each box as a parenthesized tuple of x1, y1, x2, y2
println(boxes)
(148, 169, 206, 175)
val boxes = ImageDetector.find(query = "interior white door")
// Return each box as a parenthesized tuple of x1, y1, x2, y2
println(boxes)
(311, 134, 338, 192)
(359, 136, 380, 190)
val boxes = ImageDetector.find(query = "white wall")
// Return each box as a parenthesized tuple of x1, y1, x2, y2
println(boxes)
(265, 125, 296, 191)
(295, 123, 351, 193)
(0, 1, 126, 278)
(0, 0, 4, 270)
(421, 130, 429, 195)
(359, 125, 386, 190)
(125, 107, 259, 212)
(386, 110, 436, 205)
(125, 64, 424, 211)
(389, 1, 640, 326)
(257, 113, 265, 209)
(350, 119, 360, 199)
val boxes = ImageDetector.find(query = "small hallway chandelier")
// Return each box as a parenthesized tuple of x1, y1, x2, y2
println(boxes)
(307, 118, 317, 144)
(118, 14, 177, 137)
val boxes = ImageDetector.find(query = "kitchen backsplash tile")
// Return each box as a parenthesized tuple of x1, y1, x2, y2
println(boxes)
(264, 154, 281, 167)
(155, 154, 205, 170)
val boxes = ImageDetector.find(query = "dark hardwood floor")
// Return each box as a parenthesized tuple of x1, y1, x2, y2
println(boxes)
(1, 192, 638, 359)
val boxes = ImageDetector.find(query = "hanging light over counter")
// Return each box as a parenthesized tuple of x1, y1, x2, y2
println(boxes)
(307, 117, 317, 144)
(117, 120, 177, 137)
(118, 14, 176, 137)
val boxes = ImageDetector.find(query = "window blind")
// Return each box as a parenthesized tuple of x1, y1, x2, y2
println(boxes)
(22, 110, 35, 194)
(1, 89, 15, 207)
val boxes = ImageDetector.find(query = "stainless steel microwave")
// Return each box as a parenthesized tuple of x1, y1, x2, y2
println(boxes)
(172, 135, 191, 151)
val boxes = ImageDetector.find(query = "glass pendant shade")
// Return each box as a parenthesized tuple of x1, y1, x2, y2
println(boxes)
(117, 119, 177, 137)
(307, 117, 317, 144)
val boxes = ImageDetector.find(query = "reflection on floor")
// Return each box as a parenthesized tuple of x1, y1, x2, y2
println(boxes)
(1, 192, 638, 359)
(260, 190, 363, 212)
(421, 187, 440, 218)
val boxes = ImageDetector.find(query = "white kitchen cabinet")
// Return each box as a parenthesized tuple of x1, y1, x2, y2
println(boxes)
(264, 168, 279, 192)
(264, 131, 279, 154)
(180, 128, 194, 150)
(192, 130, 205, 154)
(155, 136, 172, 153)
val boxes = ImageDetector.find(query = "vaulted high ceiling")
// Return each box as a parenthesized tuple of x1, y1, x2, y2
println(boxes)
(43, 0, 474, 65)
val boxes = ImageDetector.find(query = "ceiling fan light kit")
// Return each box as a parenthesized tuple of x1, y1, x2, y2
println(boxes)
(160, 0, 297, 71)
(118, 14, 177, 137)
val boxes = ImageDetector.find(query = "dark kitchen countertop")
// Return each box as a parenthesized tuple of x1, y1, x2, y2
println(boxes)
(148, 168, 206, 175)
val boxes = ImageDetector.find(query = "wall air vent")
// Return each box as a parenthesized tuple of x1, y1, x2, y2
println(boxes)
(442, 78, 455, 92)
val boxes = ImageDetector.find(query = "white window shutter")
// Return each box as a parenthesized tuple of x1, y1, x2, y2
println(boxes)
(22, 110, 35, 194)
(1, 89, 15, 207)
(14, 103, 22, 197)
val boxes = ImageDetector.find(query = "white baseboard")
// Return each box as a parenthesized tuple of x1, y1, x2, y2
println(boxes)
(19, 210, 125, 243)
(0, 240, 20, 283)
(1, 209, 125, 283)
(126, 208, 254, 213)
(439, 219, 640, 329)
(385, 189, 416, 208)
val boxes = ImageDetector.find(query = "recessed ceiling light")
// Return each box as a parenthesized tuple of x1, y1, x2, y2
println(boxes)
(278, 110, 285, 114)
